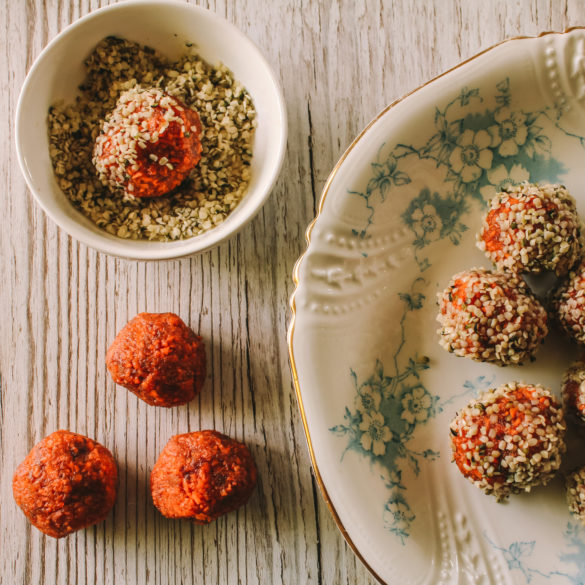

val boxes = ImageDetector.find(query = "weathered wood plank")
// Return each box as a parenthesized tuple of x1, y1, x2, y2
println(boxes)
(1, 1, 583, 584)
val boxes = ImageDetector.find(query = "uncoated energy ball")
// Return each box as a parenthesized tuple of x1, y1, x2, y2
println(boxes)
(106, 312, 206, 407)
(151, 430, 257, 524)
(12, 430, 118, 538)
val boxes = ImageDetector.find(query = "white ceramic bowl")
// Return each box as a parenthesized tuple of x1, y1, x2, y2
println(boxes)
(15, 0, 287, 260)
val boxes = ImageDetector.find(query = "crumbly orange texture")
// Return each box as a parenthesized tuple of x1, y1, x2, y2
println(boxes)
(552, 259, 585, 345)
(151, 430, 257, 524)
(477, 182, 581, 276)
(436, 268, 548, 365)
(12, 430, 118, 538)
(450, 382, 565, 500)
(106, 312, 206, 407)
(93, 87, 202, 198)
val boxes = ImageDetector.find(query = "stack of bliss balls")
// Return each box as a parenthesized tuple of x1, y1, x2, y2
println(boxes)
(438, 182, 585, 517)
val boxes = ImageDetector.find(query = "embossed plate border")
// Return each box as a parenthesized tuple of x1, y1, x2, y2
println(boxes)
(288, 26, 585, 585)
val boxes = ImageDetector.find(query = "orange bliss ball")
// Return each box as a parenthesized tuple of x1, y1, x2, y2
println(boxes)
(12, 430, 118, 538)
(450, 382, 565, 500)
(93, 86, 202, 198)
(477, 182, 581, 276)
(106, 312, 206, 407)
(151, 431, 257, 524)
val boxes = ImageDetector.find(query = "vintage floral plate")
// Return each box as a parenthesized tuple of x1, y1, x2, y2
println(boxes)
(289, 28, 585, 585)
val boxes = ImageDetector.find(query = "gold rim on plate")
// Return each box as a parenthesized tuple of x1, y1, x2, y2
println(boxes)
(287, 25, 584, 584)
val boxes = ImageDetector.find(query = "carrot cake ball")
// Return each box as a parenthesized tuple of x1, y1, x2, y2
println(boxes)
(437, 268, 548, 365)
(151, 430, 257, 524)
(450, 382, 566, 500)
(93, 86, 202, 198)
(552, 259, 585, 345)
(561, 360, 585, 422)
(12, 430, 118, 538)
(566, 467, 585, 525)
(106, 312, 206, 407)
(477, 182, 581, 276)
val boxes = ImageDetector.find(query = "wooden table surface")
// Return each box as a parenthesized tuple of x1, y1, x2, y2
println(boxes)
(2, 1, 584, 584)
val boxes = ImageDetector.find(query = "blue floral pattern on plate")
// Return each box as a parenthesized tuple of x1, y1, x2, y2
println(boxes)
(330, 77, 585, 544)
(348, 78, 570, 269)
(486, 523, 585, 584)
(330, 278, 439, 542)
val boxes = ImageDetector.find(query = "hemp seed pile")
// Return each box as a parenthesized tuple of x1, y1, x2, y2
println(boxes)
(48, 36, 256, 241)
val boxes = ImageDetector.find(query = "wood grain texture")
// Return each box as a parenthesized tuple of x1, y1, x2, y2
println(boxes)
(0, 1, 582, 583)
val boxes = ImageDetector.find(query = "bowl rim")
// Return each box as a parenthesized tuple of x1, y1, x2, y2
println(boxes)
(15, 0, 288, 260)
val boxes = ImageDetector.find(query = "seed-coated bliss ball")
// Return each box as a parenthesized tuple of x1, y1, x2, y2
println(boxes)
(436, 268, 548, 366)
(561, 360, 585, 423)
(450, 382, 566, 501)
(12, 430, 118, 538)
(566, 467, 585, 525)
(477, 182, 581, 276)
(93, 86, 202, 198)
(552, 259, 585, 345)
(151, 430, 257, 524)
(106, 312, 206, 407)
